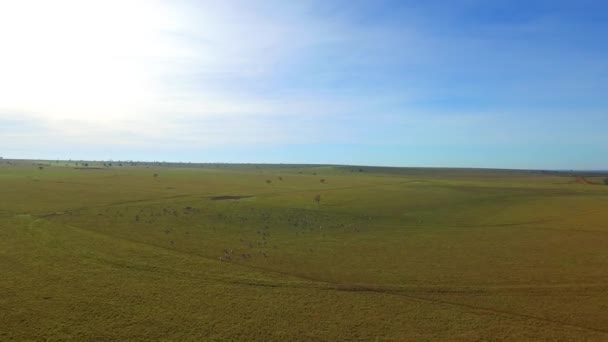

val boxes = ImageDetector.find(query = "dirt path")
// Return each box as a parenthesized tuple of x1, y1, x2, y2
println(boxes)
(575, 176, 593, 185)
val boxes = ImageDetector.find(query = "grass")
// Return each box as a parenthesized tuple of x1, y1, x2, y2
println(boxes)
(2, 160, 608, 340)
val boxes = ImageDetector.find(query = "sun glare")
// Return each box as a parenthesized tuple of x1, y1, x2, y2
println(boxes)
(0, 0, 180, 121)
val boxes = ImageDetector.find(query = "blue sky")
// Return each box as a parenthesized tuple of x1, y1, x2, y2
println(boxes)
(0, 0, 607, 169)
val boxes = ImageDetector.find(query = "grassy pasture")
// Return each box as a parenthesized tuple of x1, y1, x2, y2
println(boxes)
(2, 160, 608, 340)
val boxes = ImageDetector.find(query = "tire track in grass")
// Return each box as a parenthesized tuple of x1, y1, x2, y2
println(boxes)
(52, 219, 326, 289)
(48, 218, 608, 336)
(35, 193, 197, 217)
(334, 285, 608, 336)
(34, 180, 417, 217)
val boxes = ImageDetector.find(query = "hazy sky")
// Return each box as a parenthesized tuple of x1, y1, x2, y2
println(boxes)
(1, 0, 607, 169)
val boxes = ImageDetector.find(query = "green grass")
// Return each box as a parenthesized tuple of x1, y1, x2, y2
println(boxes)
(2, 160, 608, 340)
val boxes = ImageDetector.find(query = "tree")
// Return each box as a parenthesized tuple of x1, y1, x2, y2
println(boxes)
(604, 178, 608, 185)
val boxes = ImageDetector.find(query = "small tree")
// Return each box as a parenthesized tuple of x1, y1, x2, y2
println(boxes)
(604, 178, 608, 185)
(320, 179, 326, 183)
(314, 194, 321, 205)
(266, 179, 272, 184)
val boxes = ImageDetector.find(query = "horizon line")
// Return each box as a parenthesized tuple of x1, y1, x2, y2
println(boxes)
(3, 157, 608, 174)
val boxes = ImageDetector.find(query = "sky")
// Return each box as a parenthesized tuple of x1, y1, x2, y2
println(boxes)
(0, 0, 607, 169)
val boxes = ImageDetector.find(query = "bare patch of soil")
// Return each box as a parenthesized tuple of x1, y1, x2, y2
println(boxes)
(209, 195, 253, 201)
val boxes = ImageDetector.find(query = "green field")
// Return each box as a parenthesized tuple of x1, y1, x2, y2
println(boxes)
(2, 160, 608, 340)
